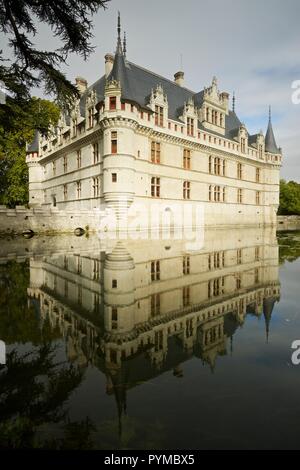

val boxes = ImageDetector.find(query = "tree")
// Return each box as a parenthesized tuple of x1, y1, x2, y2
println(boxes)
(279, 179, 300, 215)
(0, 96, 60, 206)
(0, 0, 110, 106)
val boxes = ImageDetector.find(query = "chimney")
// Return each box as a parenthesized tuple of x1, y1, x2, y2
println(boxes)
(220, 92, 229, 112)
(105, 53, 114, 77)
(174, 71, 184, 87)
(75, 76, 88, 94)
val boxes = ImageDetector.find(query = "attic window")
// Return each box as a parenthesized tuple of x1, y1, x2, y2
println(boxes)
(109, 96, 116, 110)
(155, 105, 163, 127)
(88, 108, 93, 128)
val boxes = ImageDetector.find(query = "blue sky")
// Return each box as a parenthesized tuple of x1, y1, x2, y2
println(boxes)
(1, 0, 300, 180)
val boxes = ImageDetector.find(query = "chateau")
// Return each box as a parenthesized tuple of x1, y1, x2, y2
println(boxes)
(26, 15, 282, 227)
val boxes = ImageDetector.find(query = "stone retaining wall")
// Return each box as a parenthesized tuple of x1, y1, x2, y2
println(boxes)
(277, 215, 300, 231)
(0, 205, 103, 235)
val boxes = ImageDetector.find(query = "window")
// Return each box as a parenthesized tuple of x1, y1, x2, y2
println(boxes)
(77, 150, 81, 169)
(236, 275, 241, 290)
(241, 137, 246, 153)
(77, 256, 82, 274)
(209, 185, 212, 201)
(237, 249, 242, 265)
(223, 159, 226, 176)
(151, 141, 161, 164)
(214, 185, 221, 202)
(93, 259, 100, 280)
(88, 108, 94, 128)
(151, 294, 160, 317)
(63, 184, 68, 201)
(93, 143, 99, 164)
(112, 173, 117, 183)
(121, 102, 125, 111)
(255, 246, 260, 261)
(112, 308, 118, 329)
(206, 107, 210, 122)
(151, 177, 160, 197)
(76, 181, 81, 199)
(187, 117, 194, 136)
(131, 104, 134, 112)
(183, 149, 191, 169)
(154, 330, 163, 351)
(220, 114, 224, 127)
(140, 111, 144, 119)
(214, 157, 221, 175)
(183, 256, 190, 275)
(256, 191, 261, 205)
(237, 162, 243, 179)
(151, 260, 160, 281)
(63, 156, 67, 173)
(258, 144, 263, 159)
(237, 188, 243, 204)
(72, 118, 77, 137)
(254, 268, 259, 284)
(155, 105, 163, 127)
(222, 187, 226, 202)
(112, 279, 117, 288)
(92, 177, 100, 197)
(52, 160, 56, 176)
(78, 285, 82, 306)
(183, 286, 190, 307)
(209, 156, 212, 174)
(111, 131, 117, 154)
(109, 96, 116, 110)
(256, 167, 260, 183)
(183, 181, 190, 199)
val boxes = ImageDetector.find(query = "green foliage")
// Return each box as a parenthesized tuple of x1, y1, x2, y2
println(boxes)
(0, 260, 59, 344)
(279, 179, 300, 215)
(0, 97, 60, 206)
(0, 344, 87, 449)
(0, 0, 110, 105)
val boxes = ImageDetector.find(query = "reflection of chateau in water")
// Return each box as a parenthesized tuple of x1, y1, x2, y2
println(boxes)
(27, 228, 280, 427)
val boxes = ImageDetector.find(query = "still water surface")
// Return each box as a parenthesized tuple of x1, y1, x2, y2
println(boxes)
(0, 227, 300, 449)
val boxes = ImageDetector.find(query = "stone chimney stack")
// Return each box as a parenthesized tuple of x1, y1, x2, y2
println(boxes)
(174, 71, 184, 87)
(105, 53, 114, 77)
(75, 76, 88, 94)
(220, 92, 229, 113)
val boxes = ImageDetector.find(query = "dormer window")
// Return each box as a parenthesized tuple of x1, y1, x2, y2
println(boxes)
(258, 144, 263, 159)
(109, 96, 116, 110)
(72, 118, 77, 137)
(155, 105, 163, 127)
(88, 108, 94, 128)
(187, 118, 194, 136)
(241, 137, 246, 153)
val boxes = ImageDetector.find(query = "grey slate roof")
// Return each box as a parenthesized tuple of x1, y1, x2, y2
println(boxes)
(27, 130, 39, 153)
(78, 57, 245, 144)
(76, 40, 281, 149)
(265, 117, 279, 154)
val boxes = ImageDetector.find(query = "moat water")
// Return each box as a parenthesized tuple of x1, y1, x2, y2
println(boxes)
(0, 228, 300, 450)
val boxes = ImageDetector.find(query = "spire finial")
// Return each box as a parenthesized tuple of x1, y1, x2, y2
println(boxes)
(123, 31, 127, 57)
(118, 11, 121, 41)
(232, 91, 236, 113)
(269, 105, 272, 122)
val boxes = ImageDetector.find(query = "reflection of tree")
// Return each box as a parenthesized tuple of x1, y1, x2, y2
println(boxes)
(0, 261, 59, 344)
(278, 232, 300, 264)
(0, 344, 95, 449)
